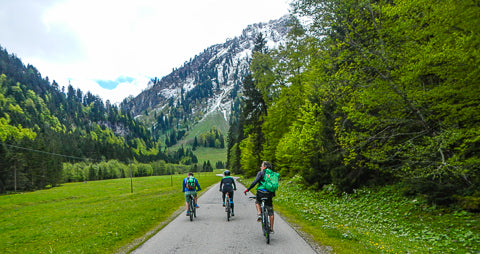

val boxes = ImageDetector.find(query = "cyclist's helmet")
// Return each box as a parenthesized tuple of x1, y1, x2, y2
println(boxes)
(224, 170, 230, 176)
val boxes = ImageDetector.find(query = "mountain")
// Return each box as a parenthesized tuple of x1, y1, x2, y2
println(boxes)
(121, 15, 291, 145)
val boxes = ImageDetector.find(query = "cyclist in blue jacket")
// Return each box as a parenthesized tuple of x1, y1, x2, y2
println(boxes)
(244, 161, 275, 234)
(183, 172, 201, 216)
(219, 170, 237, 216)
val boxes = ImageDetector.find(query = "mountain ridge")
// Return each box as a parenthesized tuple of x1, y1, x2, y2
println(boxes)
(121, 15, 291, 140)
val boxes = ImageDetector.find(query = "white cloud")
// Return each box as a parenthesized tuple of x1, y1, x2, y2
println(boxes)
(0, 0, 291, 103)
(68, 76, 150, 104)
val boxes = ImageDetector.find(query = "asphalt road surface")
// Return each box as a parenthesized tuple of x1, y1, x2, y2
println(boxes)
(132, 178, 320, 254)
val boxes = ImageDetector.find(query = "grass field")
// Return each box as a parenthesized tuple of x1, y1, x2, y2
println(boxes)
(193, 147, 227, 165)
(0, 173, 221, 254)
(240, 176, 480, 253)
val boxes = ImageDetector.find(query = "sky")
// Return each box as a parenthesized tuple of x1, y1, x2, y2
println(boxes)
(0, 0, 291, 103)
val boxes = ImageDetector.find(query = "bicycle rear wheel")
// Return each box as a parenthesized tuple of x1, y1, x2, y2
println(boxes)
(262, 207, 270, 244)
(226, 203, 230, 221)
(226, 195, 231, 221)
(189, 199, 194, 221)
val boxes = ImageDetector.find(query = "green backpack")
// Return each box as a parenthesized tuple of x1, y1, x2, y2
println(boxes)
(263, 168, 279, 192)
(186, 176, 196, 190)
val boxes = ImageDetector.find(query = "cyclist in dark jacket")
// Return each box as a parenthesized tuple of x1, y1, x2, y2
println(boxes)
(220, 170, 237, 216)
(244, 161, 275, 234)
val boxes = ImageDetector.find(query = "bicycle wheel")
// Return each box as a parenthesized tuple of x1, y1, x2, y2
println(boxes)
(226, 203, 230, 221)
(226, 195, 231, 221)
(262, 206, 270, 244)
(189, 198, 194, 221)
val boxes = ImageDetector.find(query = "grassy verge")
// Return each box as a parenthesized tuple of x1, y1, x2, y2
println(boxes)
(239, 176, 480, 253)
(0, 173, 220, 254)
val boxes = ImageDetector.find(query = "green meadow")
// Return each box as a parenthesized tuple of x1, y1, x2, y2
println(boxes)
(240, 177, 480, 253)
(193, 147, 227, 165)
(0, 173, 220, 254)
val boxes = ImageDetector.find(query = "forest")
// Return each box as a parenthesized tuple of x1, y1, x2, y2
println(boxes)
(0, 46, 200, 193)
(227, 0, 479, 210)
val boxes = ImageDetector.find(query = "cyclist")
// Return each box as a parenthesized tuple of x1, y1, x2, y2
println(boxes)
(243, 161, 275, 234)
(219, 170, 237, 216)
(182, 172, 201, 216)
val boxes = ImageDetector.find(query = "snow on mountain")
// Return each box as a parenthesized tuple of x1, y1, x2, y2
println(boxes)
(123, 15, 291, 130)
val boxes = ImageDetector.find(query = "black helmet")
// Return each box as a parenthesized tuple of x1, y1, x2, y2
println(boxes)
(224, 170, 230, 176)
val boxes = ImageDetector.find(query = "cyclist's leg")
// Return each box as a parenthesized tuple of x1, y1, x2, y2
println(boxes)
(255, 192, 265, 221)
(269, 211, 274, 231)
(222, 191, 226, 206)
(255, 193, 262, 214)
(194, 192, 199, 208)
(185, 192, 191, 215)
(229, 191, 234, 215)
(266, 193, 274, 231)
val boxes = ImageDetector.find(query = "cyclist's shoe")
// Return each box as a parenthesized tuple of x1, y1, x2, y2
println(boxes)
(186, 211, 190, 216)
(270, 229, 275, 234)
(257, 214, 262, 222)
(195, 204, 200, 208)
(222, 202, 225, 207)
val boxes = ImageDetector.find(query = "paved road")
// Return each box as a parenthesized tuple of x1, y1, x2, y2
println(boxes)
(132, 179, 319, 254)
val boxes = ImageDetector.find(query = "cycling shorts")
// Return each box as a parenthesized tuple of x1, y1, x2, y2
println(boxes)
(184, 191, 197, 202)
(256, 190, 274, 215)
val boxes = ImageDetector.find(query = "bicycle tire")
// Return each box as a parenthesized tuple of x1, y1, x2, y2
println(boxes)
(263, 205, 270, 244)
(227, 204, 230, 221)
(226, 194, 231, 221)
(189, 197, 194, 221)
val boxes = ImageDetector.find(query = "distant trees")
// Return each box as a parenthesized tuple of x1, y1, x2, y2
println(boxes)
(192, 127, 225, 149)
(63, 159, 192, 182)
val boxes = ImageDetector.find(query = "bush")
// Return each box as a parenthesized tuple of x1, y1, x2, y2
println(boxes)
(456, 195, 480, 212)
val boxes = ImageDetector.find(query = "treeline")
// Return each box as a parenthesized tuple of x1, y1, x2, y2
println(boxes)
(0, 47, 191, 193)
(192, 127, 225, 149)
(63, 160, 194, 182)
(228, 0, 479, 209)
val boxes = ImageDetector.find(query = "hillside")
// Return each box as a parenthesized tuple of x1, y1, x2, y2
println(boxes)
(0, 46, 168, 192)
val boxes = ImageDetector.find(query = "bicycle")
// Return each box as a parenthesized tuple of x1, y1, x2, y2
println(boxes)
(249, 196, 271, 244)
(225, 192, 232, 221)
(187, 193, 197, 221)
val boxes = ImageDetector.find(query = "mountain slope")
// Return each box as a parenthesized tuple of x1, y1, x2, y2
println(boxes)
(122, 16, 291, 144)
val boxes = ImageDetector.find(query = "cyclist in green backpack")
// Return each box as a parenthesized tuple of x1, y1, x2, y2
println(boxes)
(183, 172, 201, 216)
(244, 161, 276, 234)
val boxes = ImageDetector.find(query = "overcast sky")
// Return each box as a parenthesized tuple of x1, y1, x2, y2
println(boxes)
(0, 0, 291, 103)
